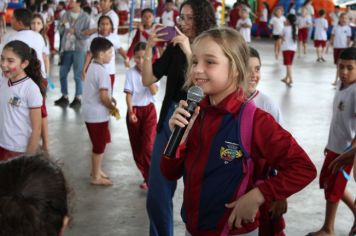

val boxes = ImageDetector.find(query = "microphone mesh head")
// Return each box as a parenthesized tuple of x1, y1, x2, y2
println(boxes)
(187, 86, 204, 103)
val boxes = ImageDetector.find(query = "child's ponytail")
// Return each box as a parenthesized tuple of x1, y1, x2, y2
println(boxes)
(26, 48, 46, 96)
(287, 14, 297, 42)
(3, 41, 45, 96)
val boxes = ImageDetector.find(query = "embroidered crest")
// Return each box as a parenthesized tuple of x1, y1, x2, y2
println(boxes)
(220, 141, 243, 164)
(8, 96, 21, 107)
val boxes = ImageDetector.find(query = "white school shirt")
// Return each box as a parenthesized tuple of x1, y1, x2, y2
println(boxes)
(269, 16, 286, 35)
(3, 30, 47, 77)
(297, 15, 312, 28)
(236, 18, 252, 43)
(124, 66, 159, 106)
(82, 62, 112, 123)
(87, 33, 122, 75)
(259, 8, 268, 22)
(281, 26, 297, 51)
(326, 82, 356, 154)
(98, 10, 119, 34)
(332, 25, 352, 48)
(249, 90, 283, 125)
(314, 18, 328, 41)
(161, 10, 175, 27)
(0, 76, 42, 152)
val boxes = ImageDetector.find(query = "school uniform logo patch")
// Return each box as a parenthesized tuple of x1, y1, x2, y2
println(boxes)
(8, 96, 21, 107)
(220, 141, 243, 164)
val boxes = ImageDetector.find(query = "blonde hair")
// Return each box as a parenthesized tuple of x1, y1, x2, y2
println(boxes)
(184, 27, 249, 93)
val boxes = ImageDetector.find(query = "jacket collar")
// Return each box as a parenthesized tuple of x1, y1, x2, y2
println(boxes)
(199, 88, 246, 114)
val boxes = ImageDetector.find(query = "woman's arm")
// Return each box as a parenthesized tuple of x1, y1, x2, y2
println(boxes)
(125, 93, 137, 123)
(26, 108, 42, 155)
(142, 34, 159, 86)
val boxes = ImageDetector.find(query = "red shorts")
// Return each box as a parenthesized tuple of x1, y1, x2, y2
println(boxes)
(85, 121, 111, 154)
(283, 50, 295, 65)
(314, 40, 326, 48)
(0, 146, 23, 161)
(0, 12, 5, 16)
(333, 48, 346, 65)
(298, 28, 308, 43)
(319, 149, 352, 203)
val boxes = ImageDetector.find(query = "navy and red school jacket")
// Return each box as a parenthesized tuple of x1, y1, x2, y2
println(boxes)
(160, 91, 317, 236)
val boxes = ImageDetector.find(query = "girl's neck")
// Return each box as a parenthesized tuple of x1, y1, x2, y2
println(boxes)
(208, 85, 237, 106)
(10, 72, 27, 82)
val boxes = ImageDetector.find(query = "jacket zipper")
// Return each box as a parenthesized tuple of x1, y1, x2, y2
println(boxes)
(186, 110, 205, 232)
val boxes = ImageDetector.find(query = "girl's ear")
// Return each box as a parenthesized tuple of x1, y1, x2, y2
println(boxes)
(21, 60, 29, 70)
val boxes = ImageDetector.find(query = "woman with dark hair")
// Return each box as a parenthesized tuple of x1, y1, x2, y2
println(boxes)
(142, 0, 216, 235)
(0, 154, 70, 236)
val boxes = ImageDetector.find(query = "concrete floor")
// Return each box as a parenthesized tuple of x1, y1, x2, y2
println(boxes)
(43, 38, 355, 236)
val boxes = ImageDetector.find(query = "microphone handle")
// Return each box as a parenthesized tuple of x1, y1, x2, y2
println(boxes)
(163, 101, 197, 158)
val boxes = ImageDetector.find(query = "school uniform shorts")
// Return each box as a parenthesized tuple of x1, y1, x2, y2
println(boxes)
(85, 121, 111, 154)
(298, 28, 308, 43)
(314, 40, 326, 48)
(282, 50, 295, 65)
(0, 146, 23, 161)
(333, 48, 346, 65)
(319, 149, 352, 203)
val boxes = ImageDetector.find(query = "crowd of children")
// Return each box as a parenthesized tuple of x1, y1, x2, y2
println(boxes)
(0, 0, 354, 235)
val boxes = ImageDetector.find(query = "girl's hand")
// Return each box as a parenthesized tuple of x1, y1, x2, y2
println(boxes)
(225, 188, 265, 229)
(169, 100, 200, 143)
(329, 151, 355, 174)
(129, 113, 138, 123)
(269, 200, 287, 219)
(171, 27, 192, 57)
(111, 97, 117, 106)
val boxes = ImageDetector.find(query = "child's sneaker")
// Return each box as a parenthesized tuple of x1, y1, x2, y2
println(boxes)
(139, 182, 148, 190)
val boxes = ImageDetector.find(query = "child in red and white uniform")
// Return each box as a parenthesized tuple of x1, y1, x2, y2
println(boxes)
(281, 14, 297, 87)
(308, 47, 356, 236)
(297, 7, 312, 56)
(0, 40, 44, 160)
(124, 42, 159, 190)
(314, 9, 328, 62)
(128, 8, 159, 61)
(269, 7, 286, 59)
(248, 47, 286, 236)
(83, 15, 129, 90)
(82, 37, 118, 186)
(256, 2, 270, 38)
(162, 27, 316, 236)
(330, 13, 352, 85)
(160, 0, 179, 27)
(236, 8, 252, 43)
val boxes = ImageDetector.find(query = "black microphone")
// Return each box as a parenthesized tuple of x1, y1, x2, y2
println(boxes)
(163, 86, 204, 158)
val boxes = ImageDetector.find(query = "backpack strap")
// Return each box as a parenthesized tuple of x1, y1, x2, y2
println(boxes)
(220, 100, 257, 236)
